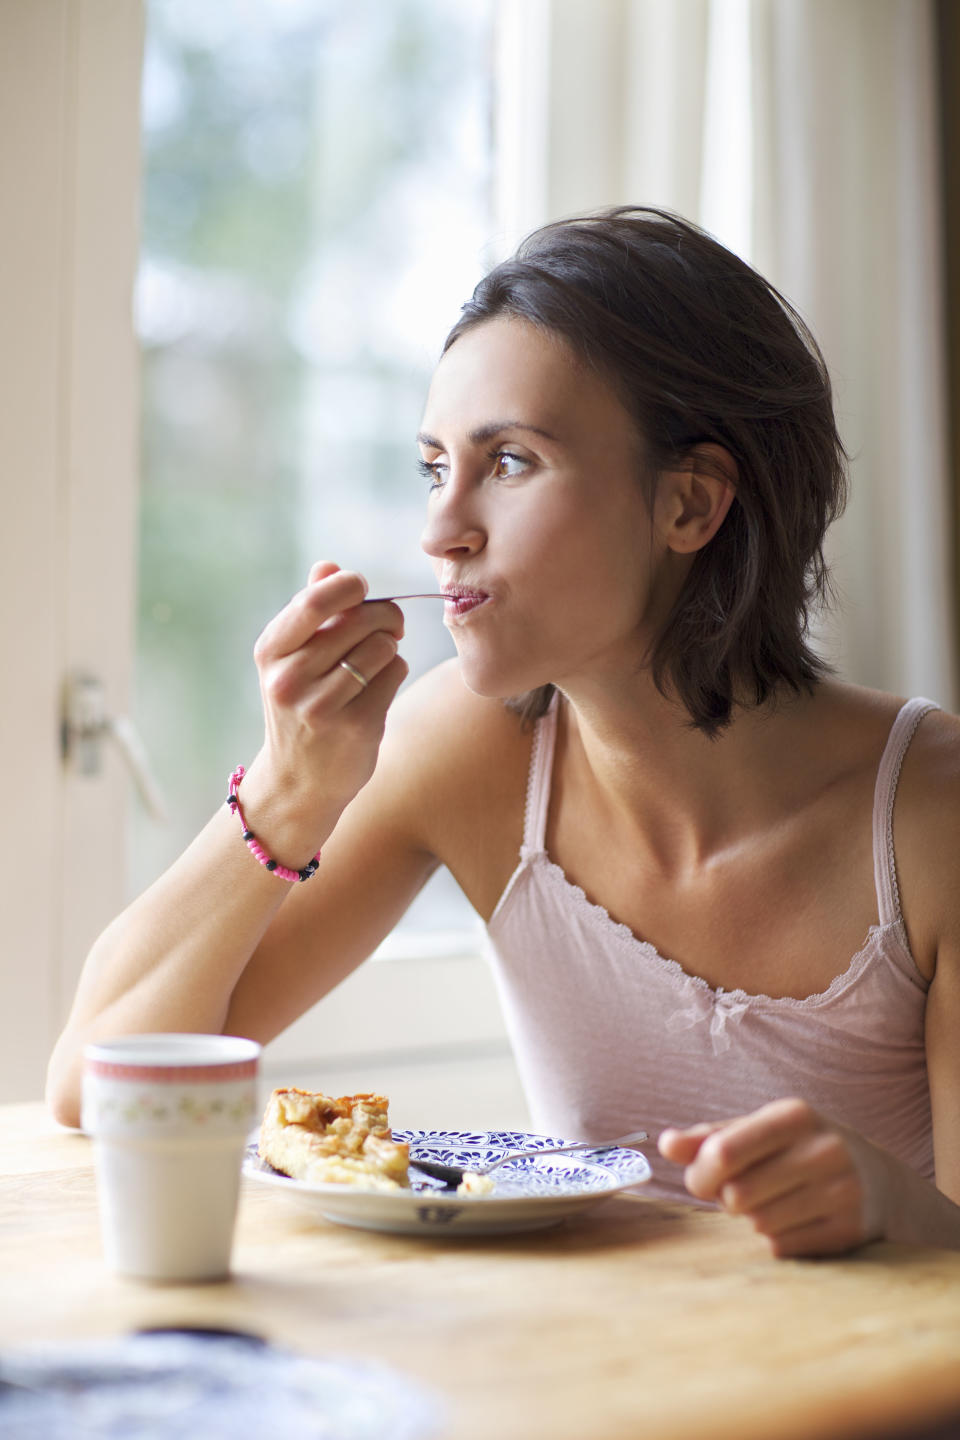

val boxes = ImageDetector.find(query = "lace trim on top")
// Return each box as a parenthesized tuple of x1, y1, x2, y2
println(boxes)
(528, 848, 920, 1010)
(490, 693, 936, 1007)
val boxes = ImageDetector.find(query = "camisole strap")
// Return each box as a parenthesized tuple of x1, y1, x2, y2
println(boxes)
(872, 697, 939, 927)
(521, 693, 560, 857)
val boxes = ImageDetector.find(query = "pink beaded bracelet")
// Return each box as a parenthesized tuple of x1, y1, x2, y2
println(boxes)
(227, 766, 321, 883)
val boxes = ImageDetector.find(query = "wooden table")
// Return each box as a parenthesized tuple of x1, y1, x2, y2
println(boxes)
(2, 1101, 960, 1440)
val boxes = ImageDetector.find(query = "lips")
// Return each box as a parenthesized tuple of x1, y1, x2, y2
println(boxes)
(443, 585, 490, 617)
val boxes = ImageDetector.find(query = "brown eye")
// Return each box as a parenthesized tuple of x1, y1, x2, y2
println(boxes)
(494, 452, 528, 478)
(417, 457, 447, 489)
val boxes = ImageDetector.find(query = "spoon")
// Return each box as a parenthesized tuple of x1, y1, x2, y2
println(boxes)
(364, 593, 453, 603)
(409, 1129, 649, 1189)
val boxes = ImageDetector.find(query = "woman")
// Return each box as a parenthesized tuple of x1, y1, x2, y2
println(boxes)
(47, 208, 960, 1257)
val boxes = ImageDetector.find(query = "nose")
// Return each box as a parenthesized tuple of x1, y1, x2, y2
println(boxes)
(419, 484, 486, 563)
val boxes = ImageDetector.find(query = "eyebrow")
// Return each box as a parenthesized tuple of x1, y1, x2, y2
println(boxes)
(416, 420, 560, 450)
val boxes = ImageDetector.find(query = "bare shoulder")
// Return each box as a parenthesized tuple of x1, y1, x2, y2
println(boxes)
(897, 702, 960, 825)
(369, 660, 534, 909)
(386, 657, 528, 752)
(892, 701, 960, 976)
(381, 658, 531, 787)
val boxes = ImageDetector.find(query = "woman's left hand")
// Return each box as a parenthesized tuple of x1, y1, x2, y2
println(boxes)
(658, 1098, 890, 1257)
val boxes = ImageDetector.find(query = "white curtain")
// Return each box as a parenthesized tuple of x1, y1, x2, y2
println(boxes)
(496, 0, 957, 710)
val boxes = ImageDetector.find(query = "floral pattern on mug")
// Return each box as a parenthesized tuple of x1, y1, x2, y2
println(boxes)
(83, 1080, 257, 1138)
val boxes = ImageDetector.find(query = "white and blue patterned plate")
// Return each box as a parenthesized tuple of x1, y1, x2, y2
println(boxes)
(243, 1129, 651, 1236)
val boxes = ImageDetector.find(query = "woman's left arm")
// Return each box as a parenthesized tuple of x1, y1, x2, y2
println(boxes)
(660, 708, 960, 1258)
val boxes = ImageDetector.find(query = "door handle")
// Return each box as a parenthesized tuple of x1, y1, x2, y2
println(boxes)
(61, 671, 168, 821)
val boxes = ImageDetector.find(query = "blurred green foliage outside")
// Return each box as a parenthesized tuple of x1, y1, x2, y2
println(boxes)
(133, 0, 493, 939)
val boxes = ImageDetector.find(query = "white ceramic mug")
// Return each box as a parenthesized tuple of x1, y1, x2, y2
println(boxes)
(82, 1034, 261, 1283)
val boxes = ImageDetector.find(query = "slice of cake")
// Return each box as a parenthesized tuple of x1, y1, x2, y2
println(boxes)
(258, 1087, 410, 1192)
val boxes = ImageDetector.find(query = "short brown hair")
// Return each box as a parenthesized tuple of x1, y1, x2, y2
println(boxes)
(443, 207, 848, 736)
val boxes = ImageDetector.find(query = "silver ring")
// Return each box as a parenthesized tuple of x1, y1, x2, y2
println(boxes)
(338, 659, 369, 690)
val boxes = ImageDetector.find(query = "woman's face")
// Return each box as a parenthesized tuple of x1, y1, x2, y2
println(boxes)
(418, 315, 674, 701)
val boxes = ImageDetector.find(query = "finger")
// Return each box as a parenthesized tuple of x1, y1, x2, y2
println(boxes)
(330, 631, 402, 700)
(657, 1122, 730, 1166)
(273, 600, 405, 696)
(684, 1099, 819, 1202)
(256, 570, 368, 662)
(319, 597, 405, 645)
(718, 1129, 851, 1217)
(283, 635, 407, 728)
(344, 650, 409, 717)
(761, 1183, 868, 1258)
(748, 1171, 862, 1240)
(307, 559, 341, 585)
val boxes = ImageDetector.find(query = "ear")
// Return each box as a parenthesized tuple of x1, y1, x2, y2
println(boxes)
(656, 443, 737, 555)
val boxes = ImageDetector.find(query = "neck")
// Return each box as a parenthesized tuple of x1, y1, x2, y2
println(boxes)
(554, 669, 821, 873)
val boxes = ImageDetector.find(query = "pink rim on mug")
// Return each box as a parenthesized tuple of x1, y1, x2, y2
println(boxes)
(83, 1034, 260, 1084)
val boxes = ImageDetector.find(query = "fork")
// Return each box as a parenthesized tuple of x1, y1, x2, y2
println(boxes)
(409, 1130, 649, 1189)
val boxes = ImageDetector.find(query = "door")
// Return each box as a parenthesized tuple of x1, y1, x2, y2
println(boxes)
(0, 0, 145, 1101)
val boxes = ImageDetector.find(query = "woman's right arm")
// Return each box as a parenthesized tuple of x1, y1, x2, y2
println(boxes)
(45, 563, 433, 1127)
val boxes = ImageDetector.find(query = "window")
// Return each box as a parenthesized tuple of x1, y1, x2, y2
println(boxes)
(134, 0, 495, 945)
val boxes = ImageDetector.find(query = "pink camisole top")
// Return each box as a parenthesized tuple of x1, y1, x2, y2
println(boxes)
(484, 696, 939, 1204)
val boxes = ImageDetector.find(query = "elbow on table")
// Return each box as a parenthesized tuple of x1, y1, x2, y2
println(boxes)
(45, 1037, 83, 1131)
